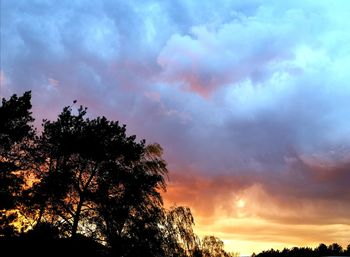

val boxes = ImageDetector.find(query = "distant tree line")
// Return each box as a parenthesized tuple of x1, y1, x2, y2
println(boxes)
(0, 91, 236, 257)
(255, 243, 350, 257)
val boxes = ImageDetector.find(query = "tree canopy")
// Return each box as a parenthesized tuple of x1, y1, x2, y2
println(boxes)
(255, 243, 350, 257)
(0, 91, 34, 235)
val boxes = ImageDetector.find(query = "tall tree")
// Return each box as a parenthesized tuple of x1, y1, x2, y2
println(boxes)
(163, 206, 201, 257)
(29, 104, 169, 246)
(0, 91, 34, 235)
(93, 142, 168, 256)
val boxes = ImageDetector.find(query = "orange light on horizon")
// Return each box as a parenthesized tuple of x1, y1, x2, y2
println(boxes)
(162, 175, 350, 256)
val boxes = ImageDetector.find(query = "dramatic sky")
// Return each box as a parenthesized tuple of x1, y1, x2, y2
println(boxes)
(1, 0, 350, 255)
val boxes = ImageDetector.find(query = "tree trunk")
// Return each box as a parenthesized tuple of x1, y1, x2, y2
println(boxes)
(71, 197, 84, 238)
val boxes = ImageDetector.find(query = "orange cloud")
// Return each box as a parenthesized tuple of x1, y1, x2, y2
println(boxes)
(162, 168, 350, 255)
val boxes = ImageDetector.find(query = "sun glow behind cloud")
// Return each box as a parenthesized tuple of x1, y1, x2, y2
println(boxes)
(2, 0, 350, 255)
(164, 174, 350, 255)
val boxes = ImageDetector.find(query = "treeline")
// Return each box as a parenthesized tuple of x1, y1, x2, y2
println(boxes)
(255, 243, 350, 257)
(0, 92, 234, 257)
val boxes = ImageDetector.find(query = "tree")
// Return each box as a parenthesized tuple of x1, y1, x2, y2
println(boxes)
(26, 104, 170, 255)
(256, 243, 350, 257)
(163, 206, 201, 257)
(315, 243, 329, 256)
(328, 243, 343, 255)
(0, 91, 34, 235)
(201, 235, 232, 257)
(94, 142, 168, 256)
(345, 244, 350, 255)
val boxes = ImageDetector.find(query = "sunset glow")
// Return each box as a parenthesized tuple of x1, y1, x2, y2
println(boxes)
(2, 1, 350, 255)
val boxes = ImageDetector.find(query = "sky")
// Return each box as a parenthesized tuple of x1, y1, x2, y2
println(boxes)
(1, 0, 350, 255)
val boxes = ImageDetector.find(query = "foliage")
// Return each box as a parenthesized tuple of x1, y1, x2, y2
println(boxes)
(0, 91, 34, 235)
(201, 236, 233, 257)
(256, 243, 350, 257)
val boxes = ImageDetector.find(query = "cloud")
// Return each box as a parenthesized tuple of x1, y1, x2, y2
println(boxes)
(157, 1, 336, 97)
(164, 168, 350, 255)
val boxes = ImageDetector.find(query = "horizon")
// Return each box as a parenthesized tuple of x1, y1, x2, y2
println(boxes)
(1, 1, 350, 255)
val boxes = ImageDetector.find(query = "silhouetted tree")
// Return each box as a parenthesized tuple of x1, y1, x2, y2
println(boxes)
(329, 243, 343, 256)
(94, 142, 168, 256)
(345, 244, 350, 255)
(21, 104, 174, 257)
(316, 243, 329, 256)
(0, 91, 34, 236)
(27, 105, 159, 235)
(256, 243, 350, 257)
